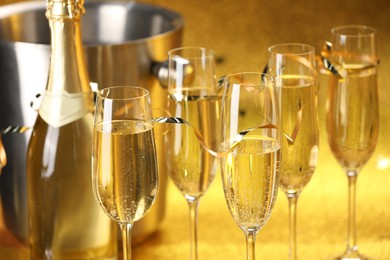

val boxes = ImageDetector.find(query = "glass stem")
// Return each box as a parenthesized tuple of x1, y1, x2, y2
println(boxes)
(120, 223, 133, 260)
(245, 230, 257, 260)
(346, 171, 358, 252)
(188, 199, 200, 260)
(287, 193, 299, 260)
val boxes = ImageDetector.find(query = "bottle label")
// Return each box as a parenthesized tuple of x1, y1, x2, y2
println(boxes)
(39, 90, 93, 128)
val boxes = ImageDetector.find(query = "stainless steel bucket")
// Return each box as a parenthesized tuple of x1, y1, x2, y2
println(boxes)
(0, 0, 183, 244)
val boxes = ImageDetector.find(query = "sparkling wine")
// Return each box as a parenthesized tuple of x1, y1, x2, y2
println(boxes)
(167, 92, 220, 200)
(26, 1, 116, 258)
(92, 120, 159, 224)
(221, 137, 281, 231)
(278, 75, 319, 194)
(327, 65, 379, 172)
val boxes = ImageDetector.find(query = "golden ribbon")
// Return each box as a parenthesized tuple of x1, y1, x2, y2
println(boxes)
(0, 126, 30, 173)
(0, 109, 301, 175)
(320, 41, 379, 78)
(153, 115, 298, 158)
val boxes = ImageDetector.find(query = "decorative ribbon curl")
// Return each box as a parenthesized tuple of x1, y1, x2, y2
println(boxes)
(153, 114, 299, 158)
(0, 126, 31, 173)
(0, 111, 300, 174)
(320, 41, 379, 78)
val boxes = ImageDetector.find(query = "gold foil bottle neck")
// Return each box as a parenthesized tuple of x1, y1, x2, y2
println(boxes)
(46, 0, 85, 20)
(40, 0, 92, 127)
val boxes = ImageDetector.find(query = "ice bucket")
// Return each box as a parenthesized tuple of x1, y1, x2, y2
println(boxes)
(0, 0, 183, 244)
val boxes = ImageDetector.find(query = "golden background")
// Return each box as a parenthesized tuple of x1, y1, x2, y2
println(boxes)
(134, 0, 390, 259)
(0, 0, 389, 259)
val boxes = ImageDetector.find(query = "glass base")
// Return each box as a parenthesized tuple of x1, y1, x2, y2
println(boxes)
(334, 249, 372, 260)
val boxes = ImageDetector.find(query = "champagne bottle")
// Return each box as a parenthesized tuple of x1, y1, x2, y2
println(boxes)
(26, 0, 117, 258)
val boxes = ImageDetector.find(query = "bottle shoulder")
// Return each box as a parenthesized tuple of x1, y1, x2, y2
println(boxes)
(28, 113, 93, 147)
(39, 90, 94, 128)
(27, 114, 93, 171)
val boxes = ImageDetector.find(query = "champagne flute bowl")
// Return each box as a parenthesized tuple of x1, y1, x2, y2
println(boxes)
(267, 43, 319, 260)
(220, 72, 282, 260)
(166, 46, 220, 260)
(326, 25, 379, 260)
(92, 86, 159, 260)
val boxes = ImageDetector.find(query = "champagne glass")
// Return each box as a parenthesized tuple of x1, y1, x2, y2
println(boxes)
(166, 47, 220, 260)
(267, 43, 319, 260)
(325, 25, 379, 260)
(92, 86, 159, 260)
(220, 72, 282, 260)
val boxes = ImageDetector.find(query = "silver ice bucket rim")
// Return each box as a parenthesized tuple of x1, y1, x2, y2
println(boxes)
(0, 0, 184, 47)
